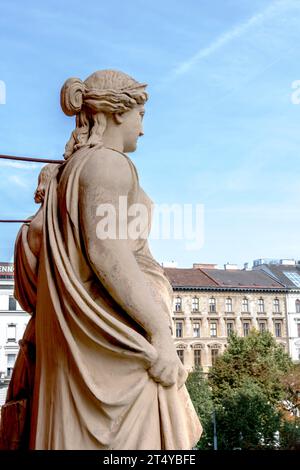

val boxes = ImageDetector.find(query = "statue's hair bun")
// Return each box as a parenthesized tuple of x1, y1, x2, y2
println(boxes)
(60, 78, 85, 116)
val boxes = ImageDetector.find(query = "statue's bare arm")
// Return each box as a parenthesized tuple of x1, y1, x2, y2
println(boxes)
(79, 149, 186, 388)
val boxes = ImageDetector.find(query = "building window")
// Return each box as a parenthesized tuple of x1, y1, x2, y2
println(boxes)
(273, 299, 280, 313)
(8, 296, 17, 311)
(192, 297, 199, 312)
(193, 322, 200, 338)
(175, 296, 182, 312)
(259, 321, 267, 333)
(275, 322, 282, 338)
(242, 298, 249, 312)
(297, 323, 300, 338)
(211, 348, 219, 365)
(210, 322, 217, 337)
(175, 321, 183, 338)
(7, 323, 16, 342)
(209, 297, 216, 313)
(258, 298, 265, 313)
(226, 321, 234, 337)
(177, 349, 184, 364)
(194, 349, 201, 368)
(296, 300, 300, 313)
(6, 354, 16, 378)
(243, 322, 250, 337)
(225, 297, 232, 313)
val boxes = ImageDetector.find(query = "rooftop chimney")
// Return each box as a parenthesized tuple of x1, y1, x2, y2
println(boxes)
(193, 263, 218, 269)
(224, 263, 238, 270)
(280, 259, 295, 266)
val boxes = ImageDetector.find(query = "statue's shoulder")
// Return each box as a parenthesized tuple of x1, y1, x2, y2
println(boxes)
(79, 147, 133, 190)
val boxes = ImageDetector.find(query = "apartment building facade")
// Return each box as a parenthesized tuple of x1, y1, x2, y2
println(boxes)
(165, 264, 288, 373)
(253, 259, 300, 362)
(0, 259, 295, 395)
(0, 262, 30, 389)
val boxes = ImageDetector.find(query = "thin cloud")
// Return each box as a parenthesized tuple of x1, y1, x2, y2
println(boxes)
(0, 160, 40, 170)
(173, 0, 298, 76)
(8, 175, 30, 188)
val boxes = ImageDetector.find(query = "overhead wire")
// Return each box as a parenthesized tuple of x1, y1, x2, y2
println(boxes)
(0, 153, 62, 222)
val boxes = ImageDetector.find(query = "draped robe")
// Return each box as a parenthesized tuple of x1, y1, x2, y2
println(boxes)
(29, 148, 202, 450)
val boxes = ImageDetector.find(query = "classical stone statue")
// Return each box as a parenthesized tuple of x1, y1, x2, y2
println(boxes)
(0, 164, 57, 449)
(4, 70, 202, 450)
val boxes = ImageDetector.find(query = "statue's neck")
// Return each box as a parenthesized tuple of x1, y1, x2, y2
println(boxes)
(102, 127, 124, 153)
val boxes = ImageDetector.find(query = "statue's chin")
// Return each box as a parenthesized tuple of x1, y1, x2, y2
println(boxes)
(125, 142, 138, 154)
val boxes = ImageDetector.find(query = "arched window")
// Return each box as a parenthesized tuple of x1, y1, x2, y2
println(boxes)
(296, 299, 300, 313)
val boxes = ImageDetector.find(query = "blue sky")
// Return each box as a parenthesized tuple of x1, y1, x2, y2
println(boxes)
(0, 0, 300, 267)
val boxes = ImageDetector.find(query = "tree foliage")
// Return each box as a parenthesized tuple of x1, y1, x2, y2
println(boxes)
(186, 367, 214, 449)
(187, 331, 300, 450)
(215, 379, 281, 450)
(280, 363, 300, 414)
(209, 331, 292, 404)
(279, 418, 300, 450)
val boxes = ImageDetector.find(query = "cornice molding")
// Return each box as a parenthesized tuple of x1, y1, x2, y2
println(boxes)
(172, 286, 287, 293)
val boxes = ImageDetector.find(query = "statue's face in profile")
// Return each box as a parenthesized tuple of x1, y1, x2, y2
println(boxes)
(121, 104, 145, 153)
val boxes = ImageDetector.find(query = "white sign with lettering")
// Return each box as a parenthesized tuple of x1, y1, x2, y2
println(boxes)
(0, 265, 14, 273)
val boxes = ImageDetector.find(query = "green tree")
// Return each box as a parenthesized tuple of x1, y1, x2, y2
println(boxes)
(279, 418, 300, 450)
(215, 378, 281, 450)
(187, 332, 300, 449)
(207, 330, 293, 449)
(279, 363, 300, 449)
(281, 363, 300, 415)
(209, 331, 292, 405)
(186, 367, 214, 449)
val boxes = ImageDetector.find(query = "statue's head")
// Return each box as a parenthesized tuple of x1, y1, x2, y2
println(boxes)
(60, 70, 148, 159)
(34, 163, 57, 204)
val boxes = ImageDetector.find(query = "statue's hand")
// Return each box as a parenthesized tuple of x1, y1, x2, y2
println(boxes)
(148, 333, 188, 388)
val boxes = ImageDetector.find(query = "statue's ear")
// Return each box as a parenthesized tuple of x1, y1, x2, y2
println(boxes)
(113, 112, 124, 125)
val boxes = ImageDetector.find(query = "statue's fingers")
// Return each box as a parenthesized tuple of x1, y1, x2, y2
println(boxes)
(148, 362, 164, 382)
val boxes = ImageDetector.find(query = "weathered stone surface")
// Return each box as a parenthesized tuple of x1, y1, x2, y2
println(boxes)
(2, 70, 202, 450)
